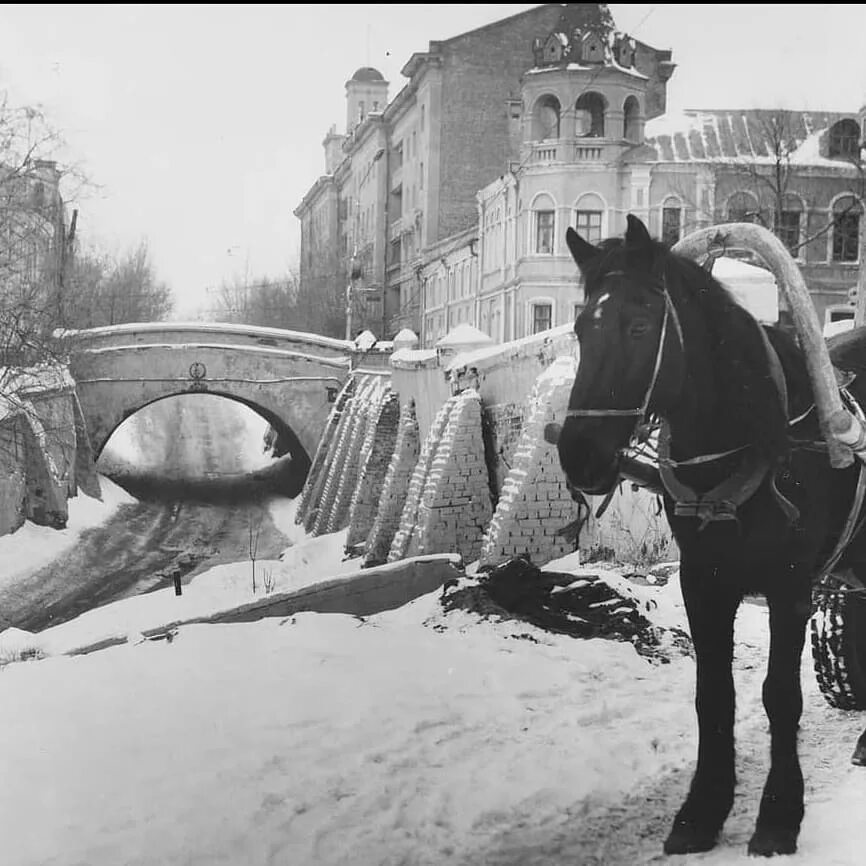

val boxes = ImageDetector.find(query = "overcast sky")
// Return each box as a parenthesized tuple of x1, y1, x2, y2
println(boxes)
(1, 4, 865, 318)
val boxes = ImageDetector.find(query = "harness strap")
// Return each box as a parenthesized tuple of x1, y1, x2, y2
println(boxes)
(657, 420, 771, 531)
(656, 322, 796, 531)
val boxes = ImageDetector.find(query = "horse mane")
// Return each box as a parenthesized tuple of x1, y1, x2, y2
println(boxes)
(586, 237, 805, 462)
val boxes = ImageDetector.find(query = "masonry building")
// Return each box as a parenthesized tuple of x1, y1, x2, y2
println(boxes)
(295, 4, 865, 346)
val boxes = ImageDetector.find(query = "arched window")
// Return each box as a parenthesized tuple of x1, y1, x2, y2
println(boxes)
(776, 194, 804, 256)
(726, 191, 761, 224)
(532, 193, 556, 254)
(573, 193, 604, 243)
(623, 96, 640, 142)
(832, 195, 863, 262)
(532, 95, 561, 140)
(575, 92, 606, 138)
(829, 119, 861, 160)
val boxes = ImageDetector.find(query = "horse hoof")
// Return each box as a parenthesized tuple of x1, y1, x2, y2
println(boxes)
(852, 744, 866, 766)
(663, 824, 718, 855)
(747, 826, 798, 857)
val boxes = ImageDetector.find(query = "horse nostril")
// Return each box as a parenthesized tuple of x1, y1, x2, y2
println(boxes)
(543, 422, 562, 445)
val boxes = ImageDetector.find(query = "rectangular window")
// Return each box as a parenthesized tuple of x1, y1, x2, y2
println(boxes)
(661, 207, 681, 246)
(833, 213, 860, 262)
(532, 303, 552, 334)
(575, 210, 602, 244)
(776, 211, 801, 256)
(535, 210, 555, 254)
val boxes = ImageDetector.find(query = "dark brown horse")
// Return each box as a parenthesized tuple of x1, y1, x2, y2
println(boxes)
(554, 214, 866, 856)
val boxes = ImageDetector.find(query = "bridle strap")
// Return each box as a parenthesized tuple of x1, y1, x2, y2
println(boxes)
(566, 284, 681, 423)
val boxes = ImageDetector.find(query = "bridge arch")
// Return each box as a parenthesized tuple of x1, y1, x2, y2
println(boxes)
(67, 324, 355, 480)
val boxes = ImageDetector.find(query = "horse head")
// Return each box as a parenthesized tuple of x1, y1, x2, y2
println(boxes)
(556, 214, 685, 495)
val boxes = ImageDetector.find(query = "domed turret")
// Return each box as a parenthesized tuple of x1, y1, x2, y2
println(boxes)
(345, 67, 389, 133)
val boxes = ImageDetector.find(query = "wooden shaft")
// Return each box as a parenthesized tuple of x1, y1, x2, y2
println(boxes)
(673, 223, 855, 469)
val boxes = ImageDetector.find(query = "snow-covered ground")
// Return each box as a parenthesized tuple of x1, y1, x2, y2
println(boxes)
(0, 476, 135, 594)
(2, 513, 866, 864)
(2, 405, 865, 865)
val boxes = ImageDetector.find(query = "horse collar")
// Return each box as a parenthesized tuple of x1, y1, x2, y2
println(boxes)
(656, 322, 795, 531)
(657, 420, 772, 530)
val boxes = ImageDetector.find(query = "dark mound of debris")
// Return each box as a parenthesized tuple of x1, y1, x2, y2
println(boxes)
(441, 556, 690, 661)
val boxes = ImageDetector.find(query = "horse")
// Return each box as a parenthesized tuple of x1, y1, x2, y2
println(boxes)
(553, 214, 866, 857)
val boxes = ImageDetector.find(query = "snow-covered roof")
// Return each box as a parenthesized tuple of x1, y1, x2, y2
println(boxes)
(644, 109, 860, 170)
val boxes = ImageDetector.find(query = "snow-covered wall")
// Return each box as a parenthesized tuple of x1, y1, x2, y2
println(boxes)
(0, 367, 101, 537)
(296, 329, 676, 570)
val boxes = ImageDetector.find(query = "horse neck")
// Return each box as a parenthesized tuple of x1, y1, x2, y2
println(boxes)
(661, 300, 779, 464)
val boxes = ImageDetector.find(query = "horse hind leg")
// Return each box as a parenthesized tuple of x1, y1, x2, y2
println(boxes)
(664, 574, 740, 855)
(747, 587, 811, 857)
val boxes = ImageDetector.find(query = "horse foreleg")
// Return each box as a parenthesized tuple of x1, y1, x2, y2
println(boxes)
(852, 727, 866, 766)
(664, 573, 740, 855)
(748, 588, 811, 857)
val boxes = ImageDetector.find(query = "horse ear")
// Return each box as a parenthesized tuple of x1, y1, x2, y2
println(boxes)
(625, 214, 653, 247)
(566, 227, 600, 269)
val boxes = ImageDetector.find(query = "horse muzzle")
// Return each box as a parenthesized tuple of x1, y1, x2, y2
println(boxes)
(548, 420, 622, 496)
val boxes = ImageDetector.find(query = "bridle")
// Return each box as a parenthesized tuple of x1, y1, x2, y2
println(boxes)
(565, 270, 684, 440)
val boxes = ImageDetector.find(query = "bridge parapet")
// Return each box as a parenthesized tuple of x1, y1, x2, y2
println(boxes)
(65, 324, 365, 466)
(61, 322, 356, 360)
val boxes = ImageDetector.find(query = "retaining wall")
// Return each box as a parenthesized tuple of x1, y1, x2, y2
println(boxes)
(295, 327, 675, 570)
(0, 366, 101, 537)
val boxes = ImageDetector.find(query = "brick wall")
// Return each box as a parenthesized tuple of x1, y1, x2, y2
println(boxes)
(403, 388, 494, 563)
(346, 389, 401, 550)
(436, 4, 564, 241)
(388, 396, 457, 562)
(480, 357, 578, 567)
(325, 375, 386, 533)
(297, 377, 356, 532)
(363, 400, 420, 566)
(482, 401, 526, 498)
(313, 376, 380, 536)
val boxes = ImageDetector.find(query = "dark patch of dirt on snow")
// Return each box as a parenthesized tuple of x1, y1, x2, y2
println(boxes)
(439, 556, 691, 662)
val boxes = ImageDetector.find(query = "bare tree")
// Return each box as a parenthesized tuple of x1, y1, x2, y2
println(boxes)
(722, 110, 865, 257)
(62, 241, 173, 329)
(208, 269, 306, 331)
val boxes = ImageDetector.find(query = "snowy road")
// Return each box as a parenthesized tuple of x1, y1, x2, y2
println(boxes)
(0, 493, 290, 632)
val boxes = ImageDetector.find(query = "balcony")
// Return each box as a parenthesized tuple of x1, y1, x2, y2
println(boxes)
(528, 139, 606, 164)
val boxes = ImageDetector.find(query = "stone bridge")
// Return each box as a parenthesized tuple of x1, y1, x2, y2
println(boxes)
(66, 322, 358, 468)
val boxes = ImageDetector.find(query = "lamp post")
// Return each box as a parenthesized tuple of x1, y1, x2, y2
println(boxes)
(346, 147, 385, 341)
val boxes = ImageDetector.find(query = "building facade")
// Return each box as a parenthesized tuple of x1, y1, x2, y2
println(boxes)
(296, 4, 865, 346)
(464, 100, 866, 347)
(295, 3, 671, 340)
